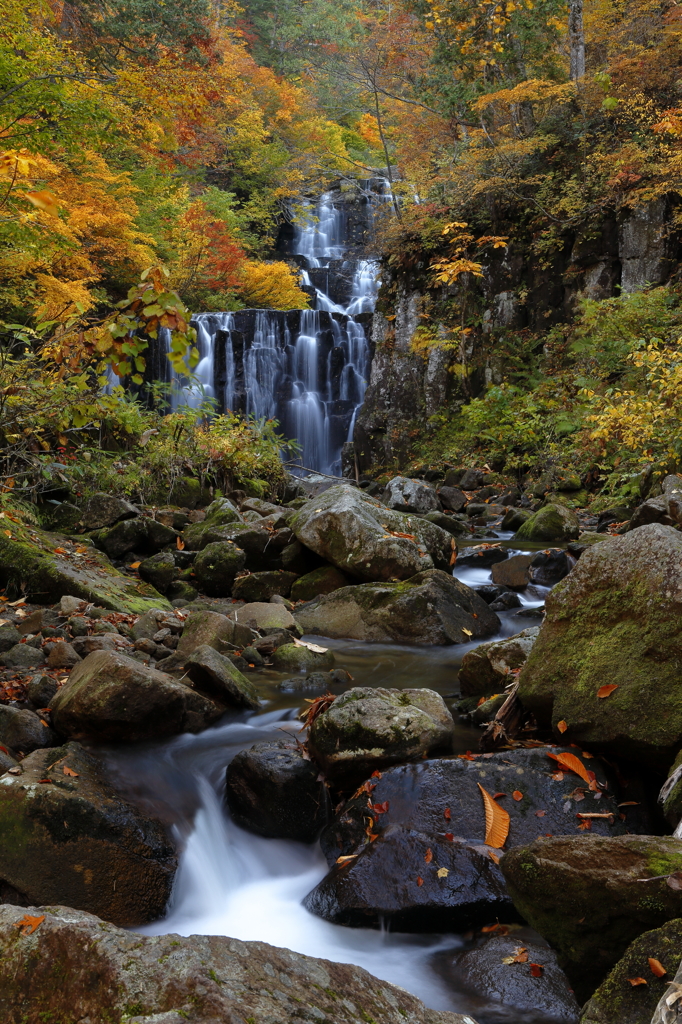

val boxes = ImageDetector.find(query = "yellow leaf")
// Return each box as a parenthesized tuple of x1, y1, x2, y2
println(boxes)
(462, 628, 473, 637)
(436, 867, 449, 878)
(23, 190, 60, 216)
(478, 783, 510, 849)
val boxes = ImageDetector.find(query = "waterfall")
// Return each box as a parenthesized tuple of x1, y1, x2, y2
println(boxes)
(168, 181, 386, 475)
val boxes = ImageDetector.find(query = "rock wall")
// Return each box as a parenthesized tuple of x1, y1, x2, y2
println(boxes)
(353, 198, 681, 471)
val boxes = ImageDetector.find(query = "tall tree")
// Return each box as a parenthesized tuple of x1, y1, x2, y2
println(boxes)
(568, 0, 585, 80)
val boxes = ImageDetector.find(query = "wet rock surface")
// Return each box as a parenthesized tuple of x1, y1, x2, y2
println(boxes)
(458, 628, 539, 696)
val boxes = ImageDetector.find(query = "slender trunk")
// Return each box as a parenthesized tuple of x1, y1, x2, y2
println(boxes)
(373, 84, 402, 222)
(569, 0, 586, 81)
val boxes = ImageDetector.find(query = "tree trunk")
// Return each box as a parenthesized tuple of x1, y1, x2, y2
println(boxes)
(569, 0, 586, 81)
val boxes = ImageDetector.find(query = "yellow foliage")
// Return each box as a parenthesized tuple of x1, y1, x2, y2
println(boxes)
(237, 261, 309, 310)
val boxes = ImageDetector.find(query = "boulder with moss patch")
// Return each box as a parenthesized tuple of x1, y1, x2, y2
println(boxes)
(296, 569, 499, 645)
(290, 565, 350, 602)
(518, 525, 682, 768)
(514, 503, 580, 543)
(458, 628, 539, 697)
(271, 642, 335, 673)
(501, 835, 682, 1001)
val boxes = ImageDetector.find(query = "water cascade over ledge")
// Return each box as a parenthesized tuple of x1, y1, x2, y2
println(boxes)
(170, 180, 387, 475)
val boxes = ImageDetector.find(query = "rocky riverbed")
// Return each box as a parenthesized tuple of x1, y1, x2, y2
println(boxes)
(2, 467, 682, 1023)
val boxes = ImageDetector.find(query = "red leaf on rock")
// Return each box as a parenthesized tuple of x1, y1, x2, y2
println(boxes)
(597, 684, 618, 699)
(529, 964, 544, 977)
(628, 977, 647, 987)
(425, 848, 433, 864)
(416, 876, 424, 887)
(444, 807, 451, 820)
(14, 914, 44, 935)
(648, 958, 667, 978)
(512, 791, 523, 801)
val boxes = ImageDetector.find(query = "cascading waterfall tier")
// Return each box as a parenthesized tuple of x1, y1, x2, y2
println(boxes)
(170, 180, 387, 475)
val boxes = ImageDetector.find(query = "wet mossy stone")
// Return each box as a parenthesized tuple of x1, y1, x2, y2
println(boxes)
(290, 565, 350, 602)
(515, 502, 580, 542)
(458, 628, 539, 697)
(81, 492, 140, 530)
(138, 551, 178, 594)
(193, 541, 247, 597)
(0, 741, 176, 926)
(0, 521, 170, 615)
(0, 644, 46, 670)
(271, 642, 335, 674)
(581, 919, 682, 1024)
(44, 501, 82, 533)
(182, 498, 243, 549)
(97, 517, 176, 559)
(500, 835, 682, 1002)
(184, 644, 260, 710)
(308, 686, 454, 783)
(296, 569, 500, 646)
(519, 524, 682, 769)
(423, 511, 469, 536)
(290, 484, 455, 582)
(501, 507, 533, 532)
(231, 570, 297, 603)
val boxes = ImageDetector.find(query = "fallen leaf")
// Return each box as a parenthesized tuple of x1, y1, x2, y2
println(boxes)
(416, 876, 424, 887)
(550, 771, 565, 781)
(628, 977, 647, 987)
(557, 720, 568, 734)
(649, 958, 667, 978)
(39, 719, 48, 727)
(493, 792, 506, 800)
(618, 801, 640, 807)
(436, 867, 449, 878)
(336, 855, 358, 865)
(53, 547, 67, 555)
(546, 751, 591, 785)
(462, 628, 473, 637)
(371, 770, 382, 779)
(577, 819, 592, 830)
(176, 537, 185, 551)
(444, 832, 454, 842)
(425, 848, 433, 864)
(597, 684, 619, 699)
(529, 964, 544, 978)
(129, 562, 141, 569)
(14, 914, 45, 935)
(535, 810, 546, 817)
(488, 850, 500, 864)
(292, 637, 329, 654)
(502, 946, 528, 965)
(62, 766, 78, 777)
(512, 790, 523, 801)
(444, 807, 451, 820)
(478, 783, 510, 849)
(372, 801, 389, 814)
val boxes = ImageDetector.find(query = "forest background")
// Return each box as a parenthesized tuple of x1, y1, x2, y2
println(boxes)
(2, 0, 682, 510)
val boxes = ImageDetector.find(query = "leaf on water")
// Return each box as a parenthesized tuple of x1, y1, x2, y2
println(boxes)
(649, 958, 667, 977)
(425, 848, 433, 864)
(437, 867, 449, 878)
(416, 876, 424, 887)
(62, 766, 78, 777)
(444, 807, 451, 820)
(597, 684, 619, 699)
(529, 964, 544, 978)
(557, 720, 568, 733)
(628, 977, 647, 987)
(478, 783, 510, 849)
(512, 790, 523, 801)
(14, 914, 45, 935)
(546, 751, 591, 785)
(667, 871, 682, 891)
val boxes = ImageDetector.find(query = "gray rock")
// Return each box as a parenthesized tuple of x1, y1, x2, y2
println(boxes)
(308, 686, 454, 782)
(138, 552, 178, 594)
(58, 595, 85, 616)
(627, 495, 673, 531)
(193, 541, 247, 597)
(182, 497, 243, 549)
(0, 903, 474, 1024)
(515, 504, 580, 543)
(491, 553, 534, 588)
(26, 674, 59, 708)
(82, 492, 140, 530)
(231, 570, 297, 602)
(296, 569, 500, 645)
(271, 642, 335, 673)
(290, 565, 350, 602)
(70, 634, 133, 656)
(17, 608, 59, 636)
(502, 508, 533, 531)
(45, 641, 81, 668)
(0, 705, 56, 753)
(458, 628, 540, 697)
(459, 469, 485, 490)
(0, 625, 21, 652)
(184, 645, 260, 710)
(0, 742, 176, 926)
(437, 486, 467, 512)
(225, 739, 328, 841)
(231, 601, 298, 632)
(423, 511, 469, 536)
(1, 644, 46, 669)
(457, 544, 508, 568)
(290, 484, 455, 582)
(382, 476, 441, 514)
(50, 650, 222, 742)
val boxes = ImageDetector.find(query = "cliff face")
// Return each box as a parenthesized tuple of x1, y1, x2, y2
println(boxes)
(353, 199, 681, 472)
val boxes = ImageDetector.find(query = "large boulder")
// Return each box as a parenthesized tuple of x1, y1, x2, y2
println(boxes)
(433, 934, 580, 1024)
(0, 742, 176, 925)
(81, 492, 140, 530)
(290, 565, 350, 602)
(182, 497, 243, 548)
(437, 486, 467, 512)
(49, 650, 222, 742)
(382, 476, 441, 514)
(581, 919, 682, 1024)
(137, 551, 178, 594)
(307, 687, 454, 783)
(231, 601, 298, 632)
(290, 485, 455, 582)
(296, 569, 500, 645)
(518, 525, 682, 768)
(0, 904, 473, 1024)
(193, 541, 247, 596)
(0, 522, 170, 615)
(458, 628, 539, 697)
(184, 645, 260, 710)
(225, 740, 328, 842)
(97, 517, 177, 559)
(501, 835, 682, 1000)
(515, 504, 580, 543)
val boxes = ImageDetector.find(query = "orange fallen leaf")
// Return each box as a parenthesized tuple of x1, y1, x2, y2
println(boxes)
(536, 810, 546, 817)
(62, 766, 78, 777)
(478, 783, 510, 849)
(372, 801, 389, 814)
(488, 850, 500, 864)
(176, 537, 185, 550)
(512, 791, 523, 801)
(550, 771, 565, 781)
(482, 923, 508, 934)
(628, 977, 647, 987)
(444, 832, 454, 842)
(597, 684, 619, 699)
(14, 913, 45, 935)
(444, 807, 451, 820)
(416, 876, 424, 887)
(502, 946, 528, 964)
(557, 720, 568, 734)
(546, 751, 591, 785)
(336, 855, 358, 865)
(529, 963, 544, 977)
(578, 819, 592, 830)
(425, 848, 433, 864)
(53, 547, 68, 555)
(129, 562, 141, 569)
(648, 958, 667, 978)
(371, 771, 382, 779)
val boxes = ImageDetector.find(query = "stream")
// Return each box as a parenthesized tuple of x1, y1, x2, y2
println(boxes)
(101, 540, 554, 1023)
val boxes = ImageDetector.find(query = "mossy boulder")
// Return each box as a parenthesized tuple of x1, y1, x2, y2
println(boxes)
(515, 503, 580, 542)
(182, 497, 243, 549)
(307, 686, 454, 783)
(193, 540, 247, 597)
(458, 627, 539, 697)
(0, 521, 170, 615)
(501, 508, 533, 531)
(290, 484, 455, 582)
(271, 642, 335, 674)
(296, 569, 500, 645)
(518, 524, 682, 768)
(290, 565, 350, 602)
(0, 742, 176, 926)
(581, 919, 682, 1024)
(501, 835, 682, 1001)
(96, 517, 176, 558)
(184, 645, 260, 710)
(138, 551, 178, 594)
(231, 570, 297, 602)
